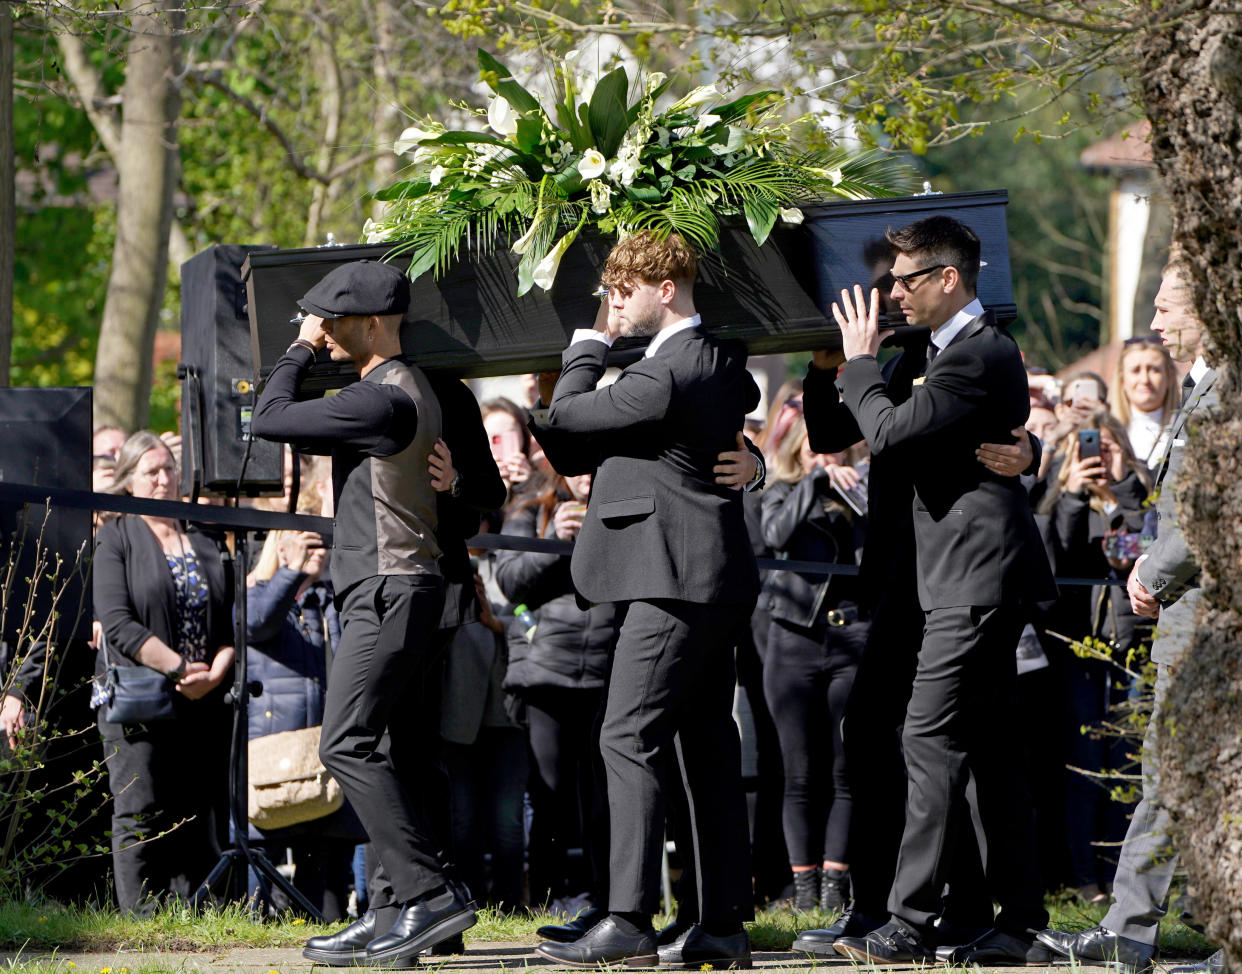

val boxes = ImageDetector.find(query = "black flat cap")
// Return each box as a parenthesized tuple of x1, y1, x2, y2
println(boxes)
(298, 260, 410, 318)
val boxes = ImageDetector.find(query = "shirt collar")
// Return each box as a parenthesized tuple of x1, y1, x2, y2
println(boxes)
(1190, 356, 1210, 385)
(930, 298, 985, 350)
(645, 314, 701, 358)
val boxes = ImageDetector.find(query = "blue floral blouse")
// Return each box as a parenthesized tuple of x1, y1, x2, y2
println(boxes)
(166, 547, 209, 663)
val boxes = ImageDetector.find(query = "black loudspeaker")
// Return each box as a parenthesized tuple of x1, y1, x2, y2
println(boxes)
(0, 388, 92, 644)
(180, 244, 283, 496)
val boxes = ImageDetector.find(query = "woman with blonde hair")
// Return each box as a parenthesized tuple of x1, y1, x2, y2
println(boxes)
(760, 417, 868, 913)
(1109, 337, 1179, 466)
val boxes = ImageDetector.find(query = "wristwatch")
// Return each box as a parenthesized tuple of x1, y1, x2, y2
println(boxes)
(449, 472, 463, 499)
(165, 656, 188, 683)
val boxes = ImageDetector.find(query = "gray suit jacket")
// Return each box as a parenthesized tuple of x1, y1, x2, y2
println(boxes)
(534, 327, 761, 607)
(1136, 368, 1219, 665)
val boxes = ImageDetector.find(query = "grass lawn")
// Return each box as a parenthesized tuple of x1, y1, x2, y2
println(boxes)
(0, 891, 1215, 955)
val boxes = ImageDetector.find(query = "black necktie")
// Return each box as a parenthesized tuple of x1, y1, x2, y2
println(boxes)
(1180, 372, 1196, 408)
(926, 342, 939, 370)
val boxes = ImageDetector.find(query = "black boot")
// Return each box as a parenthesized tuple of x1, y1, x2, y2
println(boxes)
(821, 868, 850, 913)
(302, 908, 394, 966)
(793, 868, 820, 912)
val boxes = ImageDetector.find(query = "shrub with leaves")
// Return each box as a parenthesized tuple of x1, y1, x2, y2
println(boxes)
(366, 49, 915, 294)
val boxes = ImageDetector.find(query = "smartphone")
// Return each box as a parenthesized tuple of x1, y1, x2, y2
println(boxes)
(1078, 428, 1101, 460)
(490, 430, 523, 463)
(1068, 379, 1101, 405)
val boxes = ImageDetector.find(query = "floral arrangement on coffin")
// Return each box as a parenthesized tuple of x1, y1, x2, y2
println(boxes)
(365, 50, 915, 295)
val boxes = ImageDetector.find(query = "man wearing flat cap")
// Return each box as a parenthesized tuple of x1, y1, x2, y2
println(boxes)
(253, 260, 475, 966)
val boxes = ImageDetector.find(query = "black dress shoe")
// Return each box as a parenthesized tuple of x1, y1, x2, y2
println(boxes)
(834, 920, 934, 964)
(1036, 924, 1156, 973)
(656, 914, 696, 947)
(303, 910, 384, 965)
(657, 924, 751, 969)
(537, 906, 607, 943)
(364, 886, 477, 967)
(536, 914, 658, 967)
(792, 909, 883, 955)
(1169, 949, 1225, 974)
(424, 932, 465, 955)
(938, 928, 1054, 966)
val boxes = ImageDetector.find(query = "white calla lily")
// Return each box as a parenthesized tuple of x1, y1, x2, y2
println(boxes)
(394, 126, 438, 156)
(672, 84, 718, 111)
(694, 113, 721, 134)
(361, 218, 388, 244)
(578, 149, 607, 179)
(488, 95, 519, 136)
(778, 207, 804, 225)
(533, 227, 582, 291)
(428, 165, 448, 186)
(511, 221, 540, 256)
(829, 168, 845, 186)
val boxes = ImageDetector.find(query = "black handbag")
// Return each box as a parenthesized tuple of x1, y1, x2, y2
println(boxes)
(90, 633, 176, 724)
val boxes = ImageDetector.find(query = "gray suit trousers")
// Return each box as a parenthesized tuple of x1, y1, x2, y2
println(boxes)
(1102, 664, 1177, 944)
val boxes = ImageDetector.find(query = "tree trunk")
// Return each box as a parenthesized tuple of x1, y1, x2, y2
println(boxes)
(92, 1, 183, 431)
(0, 2, 14, 388)
(1140, 2, 1242, 968)
(369, 0, 402, 223)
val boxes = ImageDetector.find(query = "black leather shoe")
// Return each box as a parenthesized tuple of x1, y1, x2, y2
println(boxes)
(657, 924, 751, 969)
(656, 914, 696, 947)
(364, 886, 477, 967)
(302, 910, 384, 966)
(536, 915, 658, 967)
(1036, 925, 1156, 973)
(834, 920, 934, 964)
(1169, 950, 1225, 974)
(536, 906, 607, 944)
(792, 909, 883, 955)
(939, 928, 1054, 966)
(424, 932, 465, 956)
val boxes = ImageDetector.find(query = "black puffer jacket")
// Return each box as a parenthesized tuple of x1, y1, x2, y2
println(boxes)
(760, 469, 864, 628)
(495, 502, 616, 692)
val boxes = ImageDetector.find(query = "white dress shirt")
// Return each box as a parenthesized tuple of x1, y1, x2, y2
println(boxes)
(930, 298, 985, 351)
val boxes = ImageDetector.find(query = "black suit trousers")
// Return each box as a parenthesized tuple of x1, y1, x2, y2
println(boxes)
(602, 599, 753, 926)
(319, 574, 447, 907)
(888, 604, 1047, 935)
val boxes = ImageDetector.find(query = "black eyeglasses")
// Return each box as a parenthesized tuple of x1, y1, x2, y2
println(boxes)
(1124, 334, 1162, 346)
(891, 264, 947, 290)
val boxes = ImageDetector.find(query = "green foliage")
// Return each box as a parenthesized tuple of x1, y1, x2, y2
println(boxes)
(369, 49, 916, 293)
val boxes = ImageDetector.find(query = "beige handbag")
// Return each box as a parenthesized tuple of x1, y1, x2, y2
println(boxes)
(247, 726, 343, 829)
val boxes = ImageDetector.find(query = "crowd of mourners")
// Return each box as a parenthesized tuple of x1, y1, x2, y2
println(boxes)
(0, 327, 1178, 923)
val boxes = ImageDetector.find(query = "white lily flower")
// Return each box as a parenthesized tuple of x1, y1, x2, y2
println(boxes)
(361, 218, 388, 244)
(578, 149, 607, 179)
(533, 228, 581, 291)
(645, 72, 667, 94)
(511, 221, 540, 255)
(488, 95, 519, 136)
(779, 207, 804, 225)
(694, 113, 721, 134)
(428, 165, 448, 186)
(829, 168, 844, 186)
(672, 84, 718, 111)
(394, 126, 438, 156)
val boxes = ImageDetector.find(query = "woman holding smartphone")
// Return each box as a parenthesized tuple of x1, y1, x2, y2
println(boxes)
(482, 397, 535, 497)
(1037, 410, 1153, 902)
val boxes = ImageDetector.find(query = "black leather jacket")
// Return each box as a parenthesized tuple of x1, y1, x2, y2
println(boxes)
(761, 469, 864, 628)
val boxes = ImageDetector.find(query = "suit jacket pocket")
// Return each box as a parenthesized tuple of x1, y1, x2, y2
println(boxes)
(596, 495, 656, 521)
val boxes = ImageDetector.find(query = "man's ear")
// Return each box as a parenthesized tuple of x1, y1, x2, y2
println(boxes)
(941, 266, 961, 294)
(660, 278, 677, 305)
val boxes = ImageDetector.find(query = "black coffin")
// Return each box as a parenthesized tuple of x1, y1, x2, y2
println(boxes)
(242, 189, 1012, 387)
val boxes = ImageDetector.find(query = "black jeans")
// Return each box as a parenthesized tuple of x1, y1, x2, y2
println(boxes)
(319, 574, 447, 907)
(523, 685, 606, 906)
(441, 728, 528, 911)
(100, 704, 230, 914)
(763, 616, 864, 866)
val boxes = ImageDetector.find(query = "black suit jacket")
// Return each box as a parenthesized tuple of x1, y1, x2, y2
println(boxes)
(837, 315, 1056, 610)
(803, 338, 928, 609)
(534, 326, 761, 606)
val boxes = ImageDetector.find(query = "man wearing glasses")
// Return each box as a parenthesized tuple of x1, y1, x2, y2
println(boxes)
(826, 216, 1057, 966)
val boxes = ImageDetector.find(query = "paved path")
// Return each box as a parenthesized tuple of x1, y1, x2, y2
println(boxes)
(0, 943, 1205, 973)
